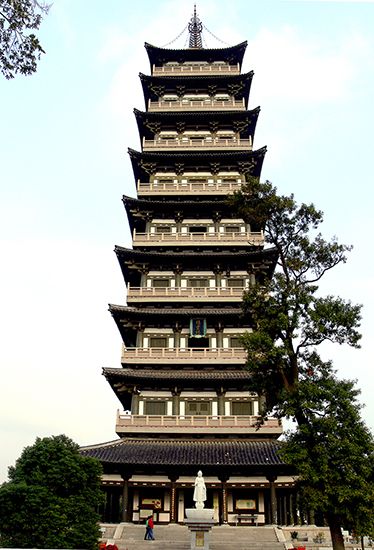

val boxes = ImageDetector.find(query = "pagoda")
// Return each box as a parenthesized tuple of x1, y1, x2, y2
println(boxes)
(82, 8, 297, 526)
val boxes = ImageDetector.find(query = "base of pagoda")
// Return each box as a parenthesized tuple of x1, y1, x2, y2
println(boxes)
(185, 509, 214, 550)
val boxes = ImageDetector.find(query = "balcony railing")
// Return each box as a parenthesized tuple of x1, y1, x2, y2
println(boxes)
(142, 137, 252, 152)
(126, 286, 246, 302)
(121, 347, 247, 364)
(116, 412, 282, 435)
(137, 180, 244, 195)
(148, 98, 245, 112)
(152, 64, 240, 76)
(133, 230, 263, 246)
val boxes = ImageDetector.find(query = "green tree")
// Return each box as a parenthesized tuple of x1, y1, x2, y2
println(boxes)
(0, 434, 103, 549)
(232, 178, 373, 549)
(0, 0, 49, 79)
(281, 374, 374, 547)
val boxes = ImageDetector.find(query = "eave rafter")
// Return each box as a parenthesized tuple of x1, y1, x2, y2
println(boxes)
(134, 107, 260, 141)
(144, 41, 248, 71)
(128, 147, 267, 183)
(139, 72, 254, 107)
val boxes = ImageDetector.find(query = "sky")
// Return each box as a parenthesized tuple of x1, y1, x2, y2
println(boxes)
(1, 0, 374, 483)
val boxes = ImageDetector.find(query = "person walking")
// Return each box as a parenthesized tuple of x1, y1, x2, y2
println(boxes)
(147, 515, 155, 540)
(144, 515, 155, 540)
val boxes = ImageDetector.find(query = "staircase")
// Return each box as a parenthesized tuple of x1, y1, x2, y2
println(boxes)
(101, 523, 289, 550)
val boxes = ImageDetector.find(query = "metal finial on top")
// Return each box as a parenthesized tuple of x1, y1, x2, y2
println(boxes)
(188, 4, 203, 49)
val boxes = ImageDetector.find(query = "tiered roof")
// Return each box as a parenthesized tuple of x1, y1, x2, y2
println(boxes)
(139, 72, 254, 107)
(134, 107, 260, 140)
(144, 41, 248, 70)
(81, 438, 286, 470)
(115, 245, 277, 284)
(122, 195, 262, 232)
(128, 147, 266, 182)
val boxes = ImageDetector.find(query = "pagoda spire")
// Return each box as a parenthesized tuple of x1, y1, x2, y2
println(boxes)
(188, 5, 203, 49)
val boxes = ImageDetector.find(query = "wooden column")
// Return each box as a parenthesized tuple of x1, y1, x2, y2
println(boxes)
(131, 393, 139, 414)
(219, 475, 229, 524)
(267, 475, 278, 525)
(173, 324, 181, 348)
(173, 266, 183, 287)
(121, 474, 131, 522)
(171, 387, 181, 416)
(216, 387, 226, 416)
(215, 323, 224, 348)
(169, 475, 179, 523)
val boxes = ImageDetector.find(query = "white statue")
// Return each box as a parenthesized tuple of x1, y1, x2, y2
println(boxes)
(193, 470, 206, 510)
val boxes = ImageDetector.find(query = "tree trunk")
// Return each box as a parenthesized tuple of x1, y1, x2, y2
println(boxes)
(327, 513, 345, 550)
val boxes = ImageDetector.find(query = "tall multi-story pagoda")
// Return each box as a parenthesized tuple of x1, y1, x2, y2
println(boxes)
(82, 8, 297, 526)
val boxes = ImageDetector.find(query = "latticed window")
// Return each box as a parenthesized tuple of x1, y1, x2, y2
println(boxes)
(186, 401, 211, 415)
(144, 401, 167, 415)
(225, 225, 240, 234)
(149, 337, 167, 348)
(153, 278, 170, 288)
(231, 401, 253, 415)
(188, 278, 209, 287)
(227, 278, 245, 288)
(230, 337, 242, 348)
(155, 225, 171, 234)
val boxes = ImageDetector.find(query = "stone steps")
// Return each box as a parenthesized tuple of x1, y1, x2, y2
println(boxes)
(102, 523, 288, 549)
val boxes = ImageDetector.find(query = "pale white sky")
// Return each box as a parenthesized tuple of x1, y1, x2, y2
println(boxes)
(1, 0, 374, 482)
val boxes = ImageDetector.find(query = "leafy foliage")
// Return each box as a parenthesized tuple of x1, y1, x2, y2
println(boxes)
(281, 375, 374, 538)
(232, 178, 362, 417)
(232, 178, 374, 546)
(0, 0, 49, 79)
(0, 434, 103, 549)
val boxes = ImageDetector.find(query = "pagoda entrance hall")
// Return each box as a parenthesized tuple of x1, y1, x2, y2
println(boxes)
(100, 471, 298, 526)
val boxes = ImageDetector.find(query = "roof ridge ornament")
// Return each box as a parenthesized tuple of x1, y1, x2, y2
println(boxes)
(188, 4, 203, 49)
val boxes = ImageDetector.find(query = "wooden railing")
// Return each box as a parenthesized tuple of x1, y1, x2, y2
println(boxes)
(148, 98, 245, 111)
(126, 286, 246, 301)
(137, 180, 244, 195)
(142, 137, 252, 151)
(133, 230, 263, 246)
(152, 64, 240, 75)
(121, 347, 247, 363)
(116, 413, 282, 433)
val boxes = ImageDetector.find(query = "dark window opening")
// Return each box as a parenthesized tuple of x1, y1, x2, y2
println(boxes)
(230, 337, 242, 348)
(231, 401, 253, 415)
(227, 278, 245, 288)
(149, 337, 167, 348)
(188, 278, 209, 287)
(153, 278, 170, 288)
(188, 336, 209, 348)
(189, 226, 207, 233)
(144, 401, 167, 415)
(225, 225, 240, 234)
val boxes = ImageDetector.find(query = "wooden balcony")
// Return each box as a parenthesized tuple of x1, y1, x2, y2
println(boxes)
(148, 98, 245, 112)
(142, 137, 252, 152)
(133, 230, 263, 247)
(121, 347, 247, 364)
(116, 412, 282, 436)
(137, 180, 243, 196)
(152, 64, 240, 76)
(126, 286, 246, 303)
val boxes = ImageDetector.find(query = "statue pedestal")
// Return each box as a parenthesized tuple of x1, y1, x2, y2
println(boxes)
(185, 509, 214, 550)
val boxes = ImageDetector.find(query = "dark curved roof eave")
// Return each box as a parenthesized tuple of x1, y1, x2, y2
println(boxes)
(133, 107, 260, 140)
(128, 147, 267, 183)
(103, 367, 251, 382)
(80, 437, 284, 467)
(144, 41, 248, 70)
